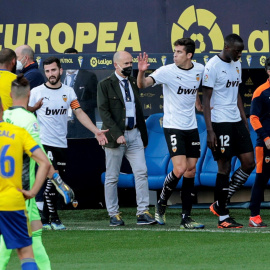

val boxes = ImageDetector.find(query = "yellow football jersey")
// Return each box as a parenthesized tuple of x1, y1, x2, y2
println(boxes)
(0, 70, 16, 111)
(0, 121, 40, 211)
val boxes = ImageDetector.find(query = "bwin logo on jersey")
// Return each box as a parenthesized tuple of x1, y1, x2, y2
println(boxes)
(46, 107, 67, 115)
(177, 86, 197, 95)
(226, 79, 239, 88)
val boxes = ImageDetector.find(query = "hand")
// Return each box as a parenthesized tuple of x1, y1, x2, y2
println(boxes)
(195, 103, 203, 112)
(116, 135, 126, 145)
(196, 104, 214, 112)
(33, 98, 44, 111)
(18, 189, 36, 200)
(265, 138, 270, 150)
(137, 52, 150, 72)
(207, 130, 218, 150)
(95, 129, 109, 146)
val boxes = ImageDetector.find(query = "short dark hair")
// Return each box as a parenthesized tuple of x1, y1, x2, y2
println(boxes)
(224, 34, 243, 47)
(43, 56, 61, 69)
(0, 48, 16, 64)
(64, 48, 78, 54)
(173, 38, 195, 58)
(265, 57, 270, 72)
(11, 74, 30, 98)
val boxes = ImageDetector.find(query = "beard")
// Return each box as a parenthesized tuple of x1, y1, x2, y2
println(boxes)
(48, 74, 61, 85)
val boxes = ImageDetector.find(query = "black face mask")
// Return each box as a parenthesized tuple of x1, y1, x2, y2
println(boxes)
(121, 66, 132, 77)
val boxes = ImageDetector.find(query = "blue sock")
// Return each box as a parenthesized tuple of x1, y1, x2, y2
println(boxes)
(21, 258, 38, 270)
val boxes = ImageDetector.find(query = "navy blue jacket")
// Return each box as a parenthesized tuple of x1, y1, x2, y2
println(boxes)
(21, 62, 45, 89)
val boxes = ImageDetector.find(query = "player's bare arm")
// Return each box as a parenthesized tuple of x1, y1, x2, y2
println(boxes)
(202, 86, 217, 150)
(20, 148, 50, 199)
(137, 52, 154, 89)
(73, 108, 108, 145)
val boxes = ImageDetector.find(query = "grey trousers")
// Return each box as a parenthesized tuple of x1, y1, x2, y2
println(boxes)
(104, 128, 149, 217)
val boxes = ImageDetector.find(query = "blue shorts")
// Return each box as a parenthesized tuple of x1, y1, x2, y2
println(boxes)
(0, 210, 32, 249)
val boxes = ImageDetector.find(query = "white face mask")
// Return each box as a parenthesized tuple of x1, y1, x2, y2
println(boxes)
(16, 56, 26, 71)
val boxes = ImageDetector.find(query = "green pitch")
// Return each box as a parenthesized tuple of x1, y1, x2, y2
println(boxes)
(6, 207, 270, 269)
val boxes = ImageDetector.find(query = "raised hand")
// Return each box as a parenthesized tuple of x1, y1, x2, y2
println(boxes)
(137, 52, 150, 72)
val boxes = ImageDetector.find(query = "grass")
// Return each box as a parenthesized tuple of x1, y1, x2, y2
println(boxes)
(6, 207, 270, 269)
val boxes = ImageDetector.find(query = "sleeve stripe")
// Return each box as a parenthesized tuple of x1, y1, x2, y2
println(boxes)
(250, 115, 262, 131)
(30, 145, 40, 153)
(256, 147, 264, 174)
(70, 99, 80, 110)
(252, 80, 270, 100)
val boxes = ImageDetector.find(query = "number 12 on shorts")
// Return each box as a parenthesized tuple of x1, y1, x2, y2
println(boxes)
(219, 135, 230, 147)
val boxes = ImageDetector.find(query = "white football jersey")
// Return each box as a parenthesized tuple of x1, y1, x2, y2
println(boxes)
(202, 55, 242, 123)
(150, 62, 204, 130)
(29, 83, 77, 148)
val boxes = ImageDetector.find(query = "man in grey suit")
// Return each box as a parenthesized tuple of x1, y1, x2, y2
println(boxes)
(97, 51, 156, 226)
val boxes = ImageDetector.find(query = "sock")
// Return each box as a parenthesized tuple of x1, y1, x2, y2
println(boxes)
(215, 173, 229, 210)
(32, 229, 51, 270)
(160, 171, 180, 202)
(43, 179, 59, 222)
(181, 177, 195, 217)
(21, 258, 38, 270)
(219, 215, 230, 222)
(0, 235, 12, 268)
(227, 168, 250, 200)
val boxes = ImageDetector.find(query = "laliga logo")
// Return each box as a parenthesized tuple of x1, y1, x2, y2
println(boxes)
(260, 55, 266, 66)
(90, 57, 98, 67)
(78, 56, 83, 67)
(36, 56, 41, 67)
(171, 5, 224, 53)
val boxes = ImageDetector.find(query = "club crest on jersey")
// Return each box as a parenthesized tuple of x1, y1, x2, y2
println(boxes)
(172, 146, 177, 153)
(62, 95, 67, 102)
(196, 74, 200, 81)
(221, 147, 225, 153)
(236, 67, 239, 74)
(265, 156, 270, 163)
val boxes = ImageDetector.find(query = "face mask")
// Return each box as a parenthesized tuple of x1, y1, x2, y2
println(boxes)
(16, 56, 26, 71)
(118, 64, 132, 77)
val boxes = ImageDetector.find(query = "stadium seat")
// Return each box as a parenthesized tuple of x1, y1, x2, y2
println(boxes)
(200, 146, 238, 186)
(101, 113, 171, 189)
(101, 172, 135, 188)
(145, 113, 171, 190)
